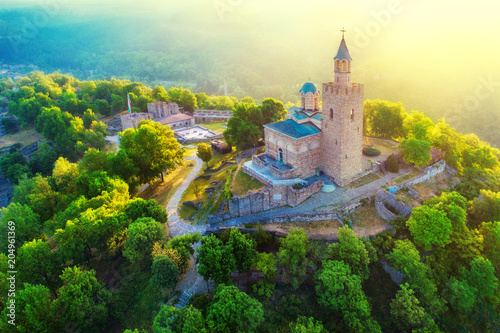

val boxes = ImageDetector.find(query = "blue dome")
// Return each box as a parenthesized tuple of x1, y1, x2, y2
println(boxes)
(299, 82, 318, 94)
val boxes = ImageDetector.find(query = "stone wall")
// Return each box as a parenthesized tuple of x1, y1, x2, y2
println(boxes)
(392, 160, 446, 191)
(269, 165, 299, 180)
(210, 180, 324, 222)
(375, 190, 412, 221)
(252, 154, 267, 168)
(381, 259, 405, 285)
(121, 113, 152, 130)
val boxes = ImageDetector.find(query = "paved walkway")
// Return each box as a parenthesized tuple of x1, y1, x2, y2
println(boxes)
(167, 156, 207, 237)
(219, 166, 413, 227)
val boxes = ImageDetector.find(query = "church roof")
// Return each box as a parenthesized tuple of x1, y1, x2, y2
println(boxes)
(287, 106, 302, 114)
(299, 82, 319, 95)
(264, 119, 321, 139)
(334, 37, 352, 61)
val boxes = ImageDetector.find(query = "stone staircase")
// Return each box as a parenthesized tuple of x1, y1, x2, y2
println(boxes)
(175, 290, 192, 309)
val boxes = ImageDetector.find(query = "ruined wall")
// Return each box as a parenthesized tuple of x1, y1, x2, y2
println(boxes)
(225, 180, 323, 219)
(392, 160, 446, 191)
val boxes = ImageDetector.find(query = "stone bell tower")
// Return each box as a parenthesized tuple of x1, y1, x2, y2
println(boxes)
(321, 30, 364, 186)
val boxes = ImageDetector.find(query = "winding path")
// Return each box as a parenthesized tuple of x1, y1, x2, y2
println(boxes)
(167, 156, 207, 237)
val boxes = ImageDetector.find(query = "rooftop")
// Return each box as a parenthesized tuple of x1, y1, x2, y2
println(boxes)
(156, 113, 194, 125)
(299, 82, 319, 95)
(264, 119, 321, 139)
(335, 37, 352, 61)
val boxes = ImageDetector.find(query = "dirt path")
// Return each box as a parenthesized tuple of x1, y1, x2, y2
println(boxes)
(167, 156, 207, 238)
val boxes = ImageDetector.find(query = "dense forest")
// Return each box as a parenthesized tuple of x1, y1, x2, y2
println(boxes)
(1, 70, 500, 332)
(1, 1, 499, 146)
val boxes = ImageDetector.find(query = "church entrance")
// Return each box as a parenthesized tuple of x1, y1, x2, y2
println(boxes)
(278, 148, 284, 163)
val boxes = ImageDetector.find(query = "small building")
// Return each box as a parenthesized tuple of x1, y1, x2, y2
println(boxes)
(193, 110, 233, 123)
(211, 140, 232, 154)
(156, 113, 195, 129)
(147, 101, 179, 119)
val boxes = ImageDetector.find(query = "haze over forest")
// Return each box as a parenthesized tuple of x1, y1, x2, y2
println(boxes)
(1, 0, 500, 145)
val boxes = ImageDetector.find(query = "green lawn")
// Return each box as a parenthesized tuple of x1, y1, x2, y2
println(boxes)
(199, 121, 228, 133)
(178, 149, 239, 221)
(390, 168, 422, 185)
(230, 158, 265, 197)
(0, 127, 44, 148)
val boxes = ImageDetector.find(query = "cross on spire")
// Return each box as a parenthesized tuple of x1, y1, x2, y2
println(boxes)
(341, 27, 346, 38)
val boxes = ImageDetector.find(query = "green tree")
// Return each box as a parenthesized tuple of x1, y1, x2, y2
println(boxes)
(406, 206, 452, 251)
(17, 239, 61, 297)
(316, 260, 380, 332)
(1, 117, 18, 134)
(78, 148, 110, 173)
(328, 226, 370, 279)
(468, 190, 500, 228)
(260, 97, 287, 125)
(466, 257, 498, 299)
(363, 99, 406, 139)
(223, 103, 262, 149)
(197, 142, 213, 167)
(82, 109, 97, 129)
(54, 267, 111, 333)
(152, 257, 179, 289)
(206, 285, 264, 333)
(445, 277, 477, 313)
(228, 228, 257, 272)
(385, 153, 399, 173)
(398, 138, 432, 167)
(96, 99, 111, 116)
(120, 120, 185, 184)
(180, 89, 197, 111)
(12, 174, 61, 221)
(289, 316, 328, 333)
(169, 233, 202, 273)
(28, 142, 59, 175)
(178, 305, 207, 333)
(390, 283, 427, 331)
(197, 234, 235, 286)
(107, 149, 140, 195)
(111, 94, 125, 113)
(0, 203, 41, 253)
(153, 305, 179, 333)
(479, 221, 500, 270)
(0, 283, 54, 332)
(402, 110, 435, 141)
(240, 96, 255, 104)
(0, 149, 30, 184)
(278, 228, 311, 289)
(123, 217, 164, 263)
(124, 198, 168, 224)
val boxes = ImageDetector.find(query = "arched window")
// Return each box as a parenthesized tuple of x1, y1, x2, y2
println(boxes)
(351, 108, 354, 121)
(330, 108, 333, 120)
(342, 60, 347, 72)
(278, 148, 284, 163)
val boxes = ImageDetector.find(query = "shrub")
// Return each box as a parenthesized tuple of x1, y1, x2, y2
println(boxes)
(244, 223, 253, 228)
(292, 183, 303, 190)
(363, 147, 381, 156)
(386, 153, 399, 173)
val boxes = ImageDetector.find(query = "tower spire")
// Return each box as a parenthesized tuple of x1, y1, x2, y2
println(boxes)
(341, 27, 346, 39)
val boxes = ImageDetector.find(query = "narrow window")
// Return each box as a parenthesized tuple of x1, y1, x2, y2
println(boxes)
(345, 154, 348, 159)
(351, 108, 354, 121)
(278, 148, 284, 162)
(330, 108, 333, 120)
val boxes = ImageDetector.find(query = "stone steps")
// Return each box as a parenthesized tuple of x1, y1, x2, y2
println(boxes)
(174, 290, 192, 309)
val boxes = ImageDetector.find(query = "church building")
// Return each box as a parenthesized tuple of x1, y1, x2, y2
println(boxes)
(251, 35, 365, 187)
